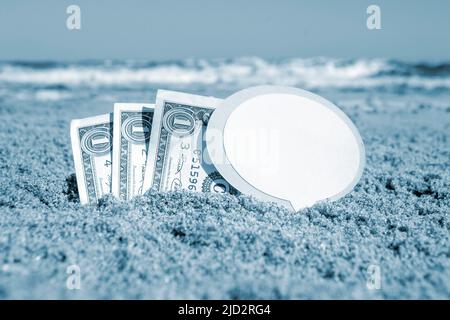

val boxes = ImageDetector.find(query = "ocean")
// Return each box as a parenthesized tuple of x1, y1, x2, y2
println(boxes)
(0, 57, 448, 299)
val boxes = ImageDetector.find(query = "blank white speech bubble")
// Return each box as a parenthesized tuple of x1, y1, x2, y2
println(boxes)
(205, 86, 365, 211)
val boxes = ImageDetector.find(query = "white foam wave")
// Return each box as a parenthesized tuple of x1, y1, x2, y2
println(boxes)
(10, 90, 72, 101)
(0, 57, 449, 90)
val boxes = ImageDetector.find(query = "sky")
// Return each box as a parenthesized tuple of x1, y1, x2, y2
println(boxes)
(0, 0, 449, 61)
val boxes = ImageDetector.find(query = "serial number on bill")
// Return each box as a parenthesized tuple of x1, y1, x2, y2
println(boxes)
(178, 304, 271, 317)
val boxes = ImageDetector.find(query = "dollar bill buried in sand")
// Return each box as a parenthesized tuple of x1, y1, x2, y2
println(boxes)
(142, 90, 237, 195)
(112, 103, 154, 200)
(70, 113, 113, 204)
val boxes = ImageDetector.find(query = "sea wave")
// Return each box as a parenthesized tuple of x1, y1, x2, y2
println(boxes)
(0, 57, 449, 91)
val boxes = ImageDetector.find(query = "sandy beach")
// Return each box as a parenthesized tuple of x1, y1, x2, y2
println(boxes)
(0, 58, 449, 299)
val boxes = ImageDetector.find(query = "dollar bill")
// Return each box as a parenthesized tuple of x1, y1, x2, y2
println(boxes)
(142, 90, 237, 195)
(70, 113, 113, 204)
(112, 103, 154, 200)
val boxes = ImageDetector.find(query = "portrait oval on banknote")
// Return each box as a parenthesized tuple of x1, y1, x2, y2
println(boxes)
(80, 126, 112, 156)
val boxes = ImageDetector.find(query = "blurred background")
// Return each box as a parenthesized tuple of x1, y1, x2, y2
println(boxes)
(1, 0, 449, 61)
(0, 0, 449, 103)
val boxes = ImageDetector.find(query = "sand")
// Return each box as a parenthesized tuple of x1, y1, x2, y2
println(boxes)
(0, 87, 449, 299)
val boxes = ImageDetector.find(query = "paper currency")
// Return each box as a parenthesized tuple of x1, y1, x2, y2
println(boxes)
(142, 90, 237, 195)
(70, 113, 113, 204)
(111, 103, 154, 200)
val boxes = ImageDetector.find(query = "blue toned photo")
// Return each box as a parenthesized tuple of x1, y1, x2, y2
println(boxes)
(0, 0, 448, 302)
